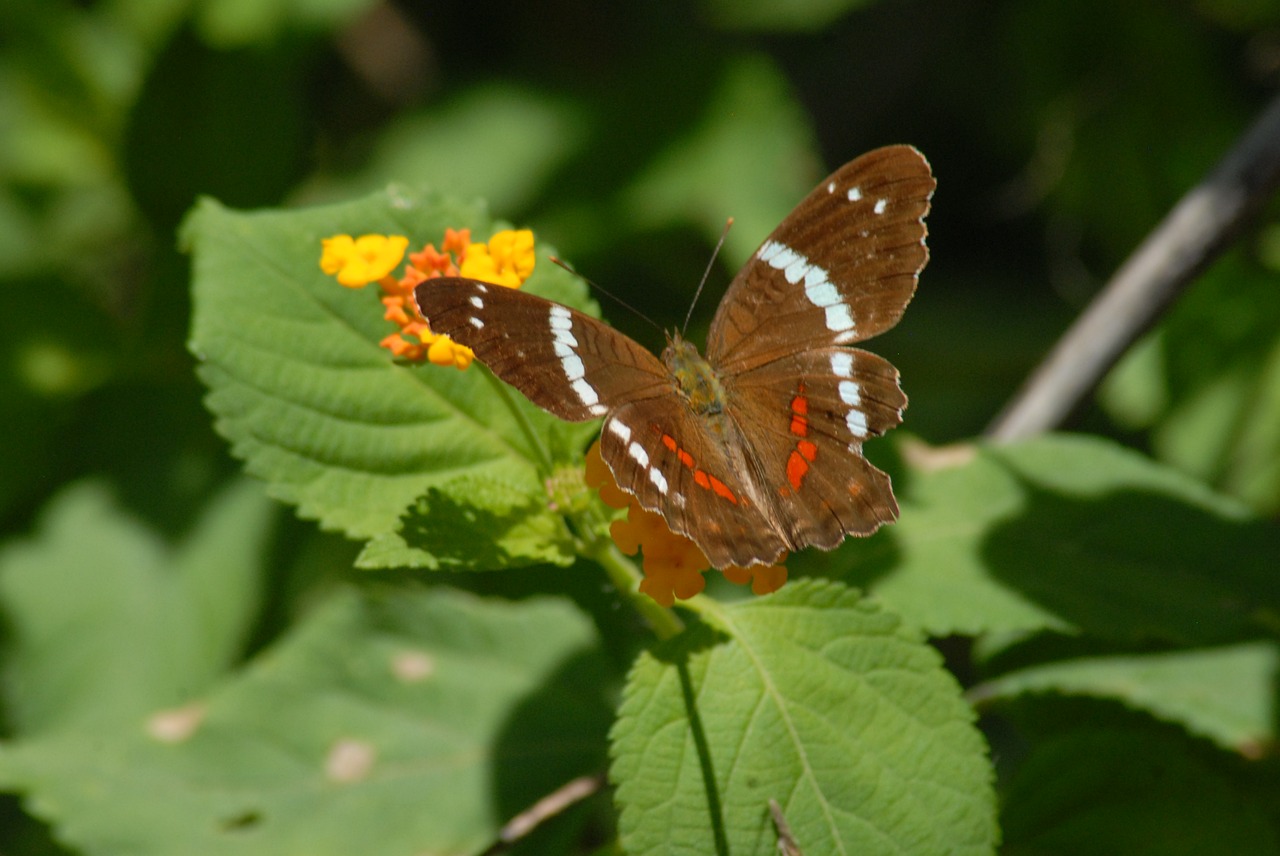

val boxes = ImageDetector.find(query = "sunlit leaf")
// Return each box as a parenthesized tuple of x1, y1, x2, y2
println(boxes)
(184, 190, 598, 545)
(0, 587, 614, 854)
(978, 641, 1280, 754)
(611, 580, 997, 855)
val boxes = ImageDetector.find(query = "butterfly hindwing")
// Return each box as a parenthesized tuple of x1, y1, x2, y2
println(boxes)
(600, 401, 790, 568)
(707, 145, 934, 373)
(722, 346, 906, 548)
(413, 278, 671, 422)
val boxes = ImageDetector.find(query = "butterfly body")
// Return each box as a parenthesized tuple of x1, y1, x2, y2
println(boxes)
(415, 145, 935, 568)
(664, 336, 726, 417)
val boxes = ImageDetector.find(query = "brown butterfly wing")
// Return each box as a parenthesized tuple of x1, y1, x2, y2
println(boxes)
(600, 400, 789, 569)
(698, 146, 932, 561)
(707, 145, 934, 374)
(413, 278, 670, 421)
(415, 144, 934, 567)
(720, 347, 907, 552)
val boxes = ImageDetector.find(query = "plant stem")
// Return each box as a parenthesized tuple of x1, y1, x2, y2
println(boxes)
(587, 537, 685, 640)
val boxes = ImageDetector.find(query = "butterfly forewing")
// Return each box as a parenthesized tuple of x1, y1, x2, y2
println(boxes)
(413, 278, 671, 422)
(707, 145, 934, 372)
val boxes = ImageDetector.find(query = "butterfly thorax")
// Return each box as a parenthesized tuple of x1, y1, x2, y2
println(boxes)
(662, 335, 725, 417)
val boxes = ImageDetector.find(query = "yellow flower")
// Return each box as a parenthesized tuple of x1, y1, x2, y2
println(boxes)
(425, 334, 475, 370)
(320, 234, 409, 287)
(459, 229, 536, 288)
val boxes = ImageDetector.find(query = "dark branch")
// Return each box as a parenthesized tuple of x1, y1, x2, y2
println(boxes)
(986, 91, 1280, 442)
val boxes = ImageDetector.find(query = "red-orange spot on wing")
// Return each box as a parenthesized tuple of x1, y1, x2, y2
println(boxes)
(708, 476, 738, 504)
(658, 432, 698, 469)
(789, 414, 808, 437)
(654, 430, 737, 504)
(797, 439, 817, 461)
(790, 394, 808, 416)
(786, 450, 809, 490)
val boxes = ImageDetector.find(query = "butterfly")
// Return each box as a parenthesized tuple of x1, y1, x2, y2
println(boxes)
(414, 145, 934, 569)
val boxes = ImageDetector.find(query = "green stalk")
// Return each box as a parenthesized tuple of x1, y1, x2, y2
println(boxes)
(586, 538, 685, 641)
(479, 365, 555, 477)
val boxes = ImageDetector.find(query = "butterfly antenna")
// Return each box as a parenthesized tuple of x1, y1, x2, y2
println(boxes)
(683, 217, 734, 335)
(549, 257, 662, 333)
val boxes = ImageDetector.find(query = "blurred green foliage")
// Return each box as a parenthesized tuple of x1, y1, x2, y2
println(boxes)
(2, 0, 1279, 853)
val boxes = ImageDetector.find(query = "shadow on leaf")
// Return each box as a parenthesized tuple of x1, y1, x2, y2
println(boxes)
(488, 646, 617, 847)
(982, 463, 1280, 646)
(398, 475, 575, 571)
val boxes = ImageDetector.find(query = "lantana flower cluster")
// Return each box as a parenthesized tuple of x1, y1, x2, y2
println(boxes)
(319, 228, 535, 368)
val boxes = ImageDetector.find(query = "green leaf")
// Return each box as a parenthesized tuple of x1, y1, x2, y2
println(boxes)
(303, 83, 588, 216)
(0, 478, 272, 734)
(840, 434, 1280, 642)
(976, 642, 1280, 754)
(196, 0, 374, 47)
(610, 580, 997, 855)
(0, 275, 118, 519)
(183, 190, 599, 546)
(999, 702, 1279, 856)
(0, 588, 614, 855)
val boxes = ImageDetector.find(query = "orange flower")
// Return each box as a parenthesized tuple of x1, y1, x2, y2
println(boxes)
(583, 442, 633, 510)
(320, 228, 536, 368)
(584, 441, 788, 605)
(721, 562, 789, 597)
